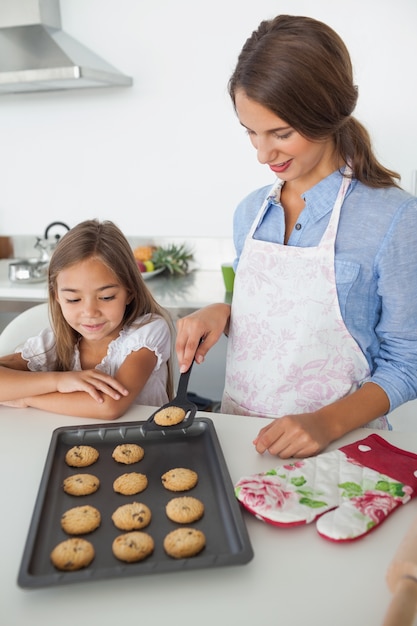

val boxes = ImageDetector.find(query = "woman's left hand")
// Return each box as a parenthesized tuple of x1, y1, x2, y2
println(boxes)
(253, 413, 331, 458)
(253, 382, 390, 458)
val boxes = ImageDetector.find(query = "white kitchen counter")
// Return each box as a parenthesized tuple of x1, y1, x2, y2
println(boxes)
(0, 259, 48, 302)
(1, 405, 416, 626)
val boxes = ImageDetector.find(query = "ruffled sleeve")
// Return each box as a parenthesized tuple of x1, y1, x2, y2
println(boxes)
(99, 314, 171, 377)
(20, 328, 58, 372)
(96, 314, 171, 407)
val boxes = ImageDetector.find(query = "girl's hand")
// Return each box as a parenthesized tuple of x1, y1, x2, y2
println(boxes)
(176, 303, 231, 373)
(55, 370, 129, 403)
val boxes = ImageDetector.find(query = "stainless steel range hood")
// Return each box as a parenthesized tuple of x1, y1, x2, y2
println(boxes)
(0, 0, 133, 94)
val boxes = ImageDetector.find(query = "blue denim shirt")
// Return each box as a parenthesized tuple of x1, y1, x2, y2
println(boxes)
(232, 170, 417, 413)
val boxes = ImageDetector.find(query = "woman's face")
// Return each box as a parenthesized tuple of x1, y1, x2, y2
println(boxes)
(234, 90, 339, 187)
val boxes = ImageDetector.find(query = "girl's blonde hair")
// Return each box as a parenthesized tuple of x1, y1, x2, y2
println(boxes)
(48, 219, 173, 398)
(228, 15, 400, 188)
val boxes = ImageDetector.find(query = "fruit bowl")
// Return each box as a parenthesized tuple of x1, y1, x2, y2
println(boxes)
(141, 268, 165, 281)
(133, 243, 194, 276)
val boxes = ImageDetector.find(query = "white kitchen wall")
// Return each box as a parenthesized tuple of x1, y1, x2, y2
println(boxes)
(0, 0, 416, 239)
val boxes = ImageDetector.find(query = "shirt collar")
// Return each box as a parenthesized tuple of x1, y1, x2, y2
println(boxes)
(302, 169, 357, 220)
(268, 168, 357, 220)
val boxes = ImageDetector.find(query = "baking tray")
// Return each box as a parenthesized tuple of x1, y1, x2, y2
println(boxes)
(17, 417, 253, 588)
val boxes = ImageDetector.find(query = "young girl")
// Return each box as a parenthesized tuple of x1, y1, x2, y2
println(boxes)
(176, 15, 417, 458)
(0, 219, 173, 419)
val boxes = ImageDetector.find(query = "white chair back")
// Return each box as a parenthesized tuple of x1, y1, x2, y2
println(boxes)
(0, 303, 50, 354)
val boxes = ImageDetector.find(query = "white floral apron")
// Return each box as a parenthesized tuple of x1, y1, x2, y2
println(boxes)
(222, 171, 388, 429)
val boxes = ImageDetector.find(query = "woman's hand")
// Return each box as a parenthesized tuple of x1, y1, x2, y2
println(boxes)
(54, 369, 129, 403)
(176, 303, 231, 373)
(253, 413, 331, 459)
(253, 383, 390, 458)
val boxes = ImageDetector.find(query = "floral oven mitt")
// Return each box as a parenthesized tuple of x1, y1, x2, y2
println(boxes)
(234, 434, 417, 542)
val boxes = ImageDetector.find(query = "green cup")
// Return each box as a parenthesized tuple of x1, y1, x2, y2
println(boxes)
(221, 263, 235, 293)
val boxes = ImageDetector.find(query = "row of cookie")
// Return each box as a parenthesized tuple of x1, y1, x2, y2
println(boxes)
(62, 471, 146, 497)
(65, 443, 145, 468)
(60, 495, 205, 536)
(51, 524, 206, 571)
(63, 466, 199, 498)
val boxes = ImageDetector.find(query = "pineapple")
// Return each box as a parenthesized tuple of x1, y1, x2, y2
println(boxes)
(151, 243, 193, 275)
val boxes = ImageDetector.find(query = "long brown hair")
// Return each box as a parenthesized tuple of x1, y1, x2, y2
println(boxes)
(228, 15, 400, 188)
(48, 219, 173, 398)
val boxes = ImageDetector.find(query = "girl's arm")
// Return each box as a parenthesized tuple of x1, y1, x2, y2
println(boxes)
(11, 347, 158, 420)
(0, 352, 128, 404)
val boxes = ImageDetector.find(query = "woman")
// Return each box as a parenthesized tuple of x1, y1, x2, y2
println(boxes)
(176, 15, 417, 458)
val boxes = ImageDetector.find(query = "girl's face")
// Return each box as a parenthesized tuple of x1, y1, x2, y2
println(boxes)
(55, 257, 131, 343)
(234, 90, 339, 187)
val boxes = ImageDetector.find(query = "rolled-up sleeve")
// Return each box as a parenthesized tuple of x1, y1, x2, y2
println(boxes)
(369, 195, 417, 410)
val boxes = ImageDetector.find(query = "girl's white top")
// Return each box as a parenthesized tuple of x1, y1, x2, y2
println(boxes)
(19, 314, 171, 407)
